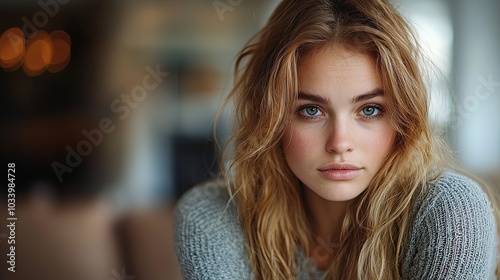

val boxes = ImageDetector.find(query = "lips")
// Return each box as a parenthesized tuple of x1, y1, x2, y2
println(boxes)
(318, 163, 361, 171)
(318, 163, 362, 181)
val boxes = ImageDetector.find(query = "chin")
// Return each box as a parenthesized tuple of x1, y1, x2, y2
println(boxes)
(313, 183, 367, 202)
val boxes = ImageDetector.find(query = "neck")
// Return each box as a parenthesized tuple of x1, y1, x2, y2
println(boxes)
(303, 186, 348, 270)
(303, 187, 348, 242)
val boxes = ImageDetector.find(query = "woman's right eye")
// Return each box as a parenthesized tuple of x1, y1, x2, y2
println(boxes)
(298, 105, 323, 118)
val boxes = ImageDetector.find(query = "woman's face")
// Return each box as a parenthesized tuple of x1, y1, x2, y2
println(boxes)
(283, 44, 396, 202)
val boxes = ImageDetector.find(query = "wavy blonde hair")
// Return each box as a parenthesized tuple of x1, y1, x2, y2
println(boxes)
(216, 0, 499, 279)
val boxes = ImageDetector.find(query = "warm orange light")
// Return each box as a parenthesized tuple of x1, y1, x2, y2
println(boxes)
(1, 28, 71, 76)
(47, 30, 71, 73)
(23, 31, 53, 77)
(0, 27, 25, 71)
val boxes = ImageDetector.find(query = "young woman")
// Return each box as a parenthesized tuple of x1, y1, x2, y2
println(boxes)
(174, 0, 499, 279)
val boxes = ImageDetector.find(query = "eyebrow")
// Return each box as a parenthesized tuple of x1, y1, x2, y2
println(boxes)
(297, 92, 329, 104)
(297, 89, 384, 104)
(351, 89, 384, 103)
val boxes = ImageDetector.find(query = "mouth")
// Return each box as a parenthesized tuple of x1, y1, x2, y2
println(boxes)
(318, 163, 362, 181)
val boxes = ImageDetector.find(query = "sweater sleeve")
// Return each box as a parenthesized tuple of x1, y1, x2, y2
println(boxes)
(173, 181, 252, 280)
(402, 172, 498, 279)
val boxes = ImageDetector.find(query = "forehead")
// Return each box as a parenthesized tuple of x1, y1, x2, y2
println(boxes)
(297, 44, 381, 98)
(298, 43, 379, 78)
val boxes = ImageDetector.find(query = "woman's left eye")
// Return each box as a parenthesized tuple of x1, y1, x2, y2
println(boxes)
(359, 105, 383, 118)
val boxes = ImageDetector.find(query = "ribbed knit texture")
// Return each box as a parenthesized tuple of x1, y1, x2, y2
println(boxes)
(174, 172, 498, 279)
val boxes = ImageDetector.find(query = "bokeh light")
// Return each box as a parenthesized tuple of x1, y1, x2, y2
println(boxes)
(47, 30, 71, 73)
(23, 30, 53, 77)
(0, 27, 25, 71)
(0, 28, 71, 76)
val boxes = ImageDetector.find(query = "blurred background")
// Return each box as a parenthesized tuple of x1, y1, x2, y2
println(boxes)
(0, 0, 499, 279)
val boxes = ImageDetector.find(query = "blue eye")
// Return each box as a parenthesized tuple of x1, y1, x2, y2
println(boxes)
(359, 105, 383, 118)
(299, 105, 323, 118)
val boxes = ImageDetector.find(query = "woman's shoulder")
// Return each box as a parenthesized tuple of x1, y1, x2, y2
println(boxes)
(173, 180, 251, 279)
(403, 170, 498, 278)
(411, 170, 496, 230)
(174, 179, 242, 241)
(419, 171, 493, 213)
(175, 180, 235, 221)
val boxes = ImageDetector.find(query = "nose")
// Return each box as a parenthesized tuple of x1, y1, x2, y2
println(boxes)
(325, 118, 354, 154)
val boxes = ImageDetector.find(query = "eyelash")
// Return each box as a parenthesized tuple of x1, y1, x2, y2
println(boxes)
(359, 104, 385, 120)
(297, 104, 385, 120)
(297, 104, 324, 120)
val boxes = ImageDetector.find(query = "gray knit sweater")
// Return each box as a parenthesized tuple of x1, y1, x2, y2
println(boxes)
(174, 172, 498, 279)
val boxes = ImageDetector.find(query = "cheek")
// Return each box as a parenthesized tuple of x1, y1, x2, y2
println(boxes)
(364, 128, 396, 163)
(283, 128, 318, 162)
